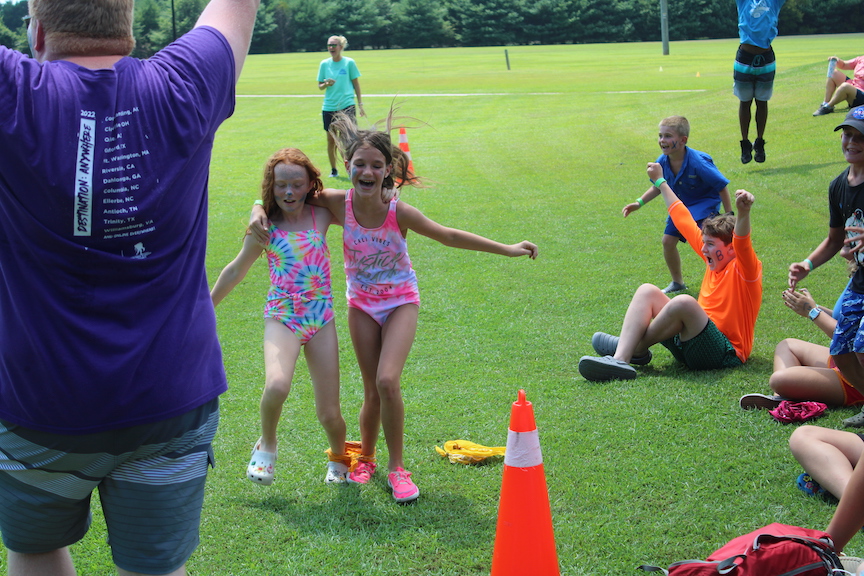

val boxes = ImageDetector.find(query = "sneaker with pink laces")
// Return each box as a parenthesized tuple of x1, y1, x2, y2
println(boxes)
(387, 467, 420, 502)
(347, 460, 376, 485)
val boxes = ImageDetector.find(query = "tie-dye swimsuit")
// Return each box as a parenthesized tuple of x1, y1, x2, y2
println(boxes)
(343, 188, 420, 325)
(263, 209, 334, 344)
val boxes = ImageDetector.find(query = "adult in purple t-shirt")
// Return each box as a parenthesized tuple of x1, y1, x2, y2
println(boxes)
(0, 1, 258, 574)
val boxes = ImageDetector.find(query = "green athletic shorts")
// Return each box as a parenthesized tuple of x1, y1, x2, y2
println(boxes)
(660, 319, 743, 370)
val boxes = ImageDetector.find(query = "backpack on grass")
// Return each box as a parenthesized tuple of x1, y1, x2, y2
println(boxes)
(637, 523, 849, 576)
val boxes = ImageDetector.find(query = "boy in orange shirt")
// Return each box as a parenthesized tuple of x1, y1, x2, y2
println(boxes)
(579, 163, 763, 381)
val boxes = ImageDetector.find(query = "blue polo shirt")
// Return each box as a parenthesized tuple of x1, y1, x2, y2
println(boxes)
(656, 147, 729, 222)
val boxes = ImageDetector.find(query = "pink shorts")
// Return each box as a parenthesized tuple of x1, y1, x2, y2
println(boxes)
(347, 292, 420, 326)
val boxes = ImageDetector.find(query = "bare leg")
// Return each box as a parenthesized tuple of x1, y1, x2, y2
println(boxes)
(8, 549, 76, 576)
(259, 319, 302, 453)
(828, 83, 860, 108)
(348, 305, 418, 470)
(739, 99, 752, 140)
(790, 425, 864, 500)
(327, 132, 338, 172)
(825, 70, 848, 103)
(304, 321, 346, 455)
(661, 234, 683, 285)
(769, 339, 846, 405)
(754, 99, 768, 139)
(349, 308, 383, 459)
(614, 284, 709, 363)
(376, 305, 418, 471)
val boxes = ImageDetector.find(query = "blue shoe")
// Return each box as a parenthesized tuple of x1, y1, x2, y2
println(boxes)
(797, 472, 825, 497)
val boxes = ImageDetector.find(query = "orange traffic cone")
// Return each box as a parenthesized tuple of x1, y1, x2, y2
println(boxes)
(398, 126, 415, 174)
(491, 390, 559, 576)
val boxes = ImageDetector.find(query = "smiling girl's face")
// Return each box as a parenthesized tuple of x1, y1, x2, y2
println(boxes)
(346, 145, 390, 197)
(273, 162, 312, 215)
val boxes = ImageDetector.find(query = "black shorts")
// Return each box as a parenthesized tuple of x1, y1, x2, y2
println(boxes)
(323, 105, 356, 132)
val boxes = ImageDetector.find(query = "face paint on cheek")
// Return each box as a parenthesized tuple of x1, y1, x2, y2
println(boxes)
(714, 249, 724, 262)
(351, 166, 358, 180)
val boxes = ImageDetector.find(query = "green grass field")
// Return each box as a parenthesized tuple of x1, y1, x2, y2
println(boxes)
(9, 33, 864, 575)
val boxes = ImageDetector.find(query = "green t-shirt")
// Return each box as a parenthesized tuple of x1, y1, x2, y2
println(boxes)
(317, 56, 361, 112)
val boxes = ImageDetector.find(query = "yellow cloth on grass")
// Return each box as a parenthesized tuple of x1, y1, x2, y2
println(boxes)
(435, 440, 506, 465)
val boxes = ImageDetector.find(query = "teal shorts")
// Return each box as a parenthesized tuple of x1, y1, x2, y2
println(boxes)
(661, 319, 743, 371)
(0, 398, 219, 574)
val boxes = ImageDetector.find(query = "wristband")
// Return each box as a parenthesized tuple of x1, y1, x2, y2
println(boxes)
(636, 198, 644, 207)
(653, 177, 667, 189)
(804, 258, 814, 271)
(253, 199, 264, 206)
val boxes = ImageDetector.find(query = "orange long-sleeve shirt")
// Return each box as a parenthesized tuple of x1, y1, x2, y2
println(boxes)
(670, 200, 763, 362)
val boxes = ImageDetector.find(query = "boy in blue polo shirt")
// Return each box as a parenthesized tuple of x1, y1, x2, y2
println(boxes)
(622, 116, 732, 293)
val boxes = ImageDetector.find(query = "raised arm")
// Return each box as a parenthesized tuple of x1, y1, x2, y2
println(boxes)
(196, 0, 260, 83)
(646, 162, 680, 208)
(397, 203, 537, 259)
(733, 189, 754, 237)
(210, 233, 265, 306)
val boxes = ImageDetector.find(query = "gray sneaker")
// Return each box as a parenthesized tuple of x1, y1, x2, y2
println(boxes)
(591, 332, 652, 365)
(739, 393, 785, 410)
(661, 281, 687, 294)
(843, 409, 864, 428)
(578, 355, 637, 381)
(813, 104, 835, 116)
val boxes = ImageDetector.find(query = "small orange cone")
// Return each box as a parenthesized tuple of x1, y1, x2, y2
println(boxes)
(490, 390, 559, 576)
(696, 71, 701, 77)
(398, 126, 415, 174)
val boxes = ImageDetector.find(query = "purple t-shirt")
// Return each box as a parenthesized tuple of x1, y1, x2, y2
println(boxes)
(0, 27, 234, 433)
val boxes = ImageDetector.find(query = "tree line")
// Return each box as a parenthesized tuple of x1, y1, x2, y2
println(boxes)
(1, 0, 861, 57)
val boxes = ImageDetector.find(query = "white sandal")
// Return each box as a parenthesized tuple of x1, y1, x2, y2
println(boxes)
(247, 438, 276, 485)
(324, 461, 349, 484)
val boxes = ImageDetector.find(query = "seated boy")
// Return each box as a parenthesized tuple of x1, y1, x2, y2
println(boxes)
(579, 164, 762, 381)
(622, 116, 732, 294)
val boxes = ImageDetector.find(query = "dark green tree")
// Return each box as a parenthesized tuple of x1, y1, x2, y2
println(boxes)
(576, 0, 639, 43)
(133, 0, 165, 58)
(173, 0, 205, 39)
(445, 0, 524, 46)
(391, 0, 455, 48)
(0, 17, 18, 51)
(250, 0, 279, 53)
(521, 0, 578, 44)
(327, 0, 386, 50)
(0, 0, 27, 34)
(286, 0, 335, 51)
